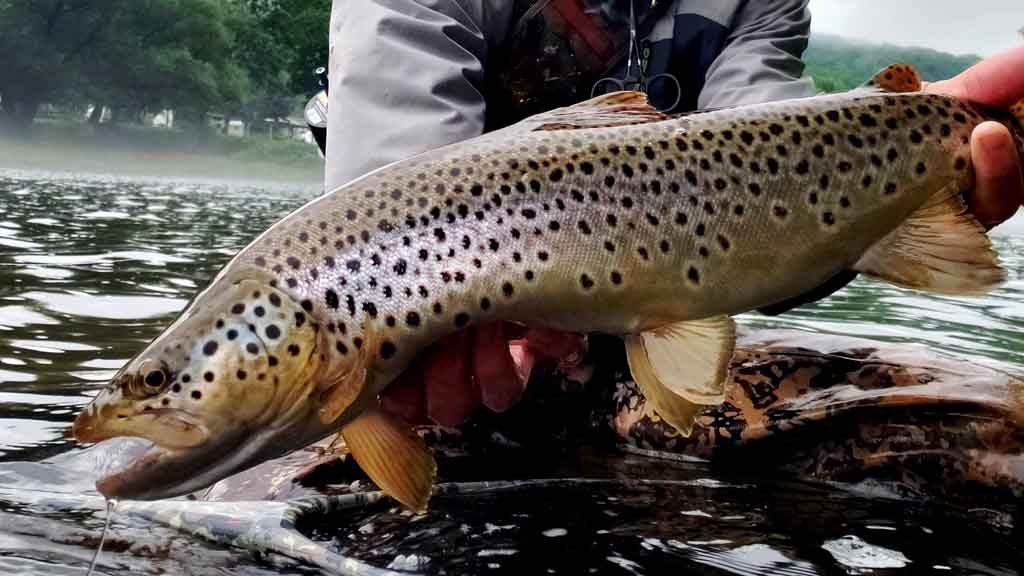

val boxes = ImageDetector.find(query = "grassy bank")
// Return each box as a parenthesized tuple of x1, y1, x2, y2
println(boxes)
(0, 121, 325, 183)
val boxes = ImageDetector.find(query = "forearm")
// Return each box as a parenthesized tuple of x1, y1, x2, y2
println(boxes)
(698, 0, 816, 109)
(325, 0, 512, 190)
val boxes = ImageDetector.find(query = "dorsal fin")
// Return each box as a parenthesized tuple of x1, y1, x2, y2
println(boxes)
(520, 91, 669, 132)
(1010, 98, 1024, 128)
(860, 64, 922, 93)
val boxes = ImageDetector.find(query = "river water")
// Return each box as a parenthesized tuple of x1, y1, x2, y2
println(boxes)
(0, 170, 1021, 574)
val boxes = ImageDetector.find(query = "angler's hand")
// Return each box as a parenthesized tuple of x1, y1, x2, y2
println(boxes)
(381, 323, 586, 428)
(925, 45, 1024, 228)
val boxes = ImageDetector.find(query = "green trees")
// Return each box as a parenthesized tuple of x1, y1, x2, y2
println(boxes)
(804, 34, 981, 93)
(0, 0, 329, 136)
(0, 4, 982, 137)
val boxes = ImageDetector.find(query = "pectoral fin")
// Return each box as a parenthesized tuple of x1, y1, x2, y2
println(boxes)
(341, 407, 437, 512)
(318, 323, 376, 425)
(854, 192, 1005, 294)
(623, 316, 736, 436)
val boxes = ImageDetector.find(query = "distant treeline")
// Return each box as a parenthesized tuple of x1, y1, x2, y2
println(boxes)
(0, 0, 327, 135)
(0, 3, 984, 137)
(803, 33, 982, 92)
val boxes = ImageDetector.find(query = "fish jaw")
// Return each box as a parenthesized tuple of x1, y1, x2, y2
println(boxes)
(72, 391, 208, 449)
(72, 275, 335, 500)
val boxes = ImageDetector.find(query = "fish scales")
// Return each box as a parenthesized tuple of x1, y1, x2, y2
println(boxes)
(241, 91, 979, 383)
(72, 64, 1018, 510)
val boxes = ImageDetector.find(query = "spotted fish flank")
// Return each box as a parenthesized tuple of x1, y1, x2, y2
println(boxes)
(74, 64, 1018, 512)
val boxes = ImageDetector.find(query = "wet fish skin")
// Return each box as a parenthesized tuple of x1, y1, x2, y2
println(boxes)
(73, 64, 1019, 510)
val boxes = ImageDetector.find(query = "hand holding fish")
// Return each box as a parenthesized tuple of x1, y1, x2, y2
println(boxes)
(926, 45, 1024, 228)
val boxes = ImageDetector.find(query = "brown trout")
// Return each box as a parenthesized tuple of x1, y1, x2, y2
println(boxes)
(73, 64, 1021, 511)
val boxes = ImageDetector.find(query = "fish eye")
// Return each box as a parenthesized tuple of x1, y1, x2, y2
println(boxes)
(136, 358, 169, 393)
(144, 369, 166, 389)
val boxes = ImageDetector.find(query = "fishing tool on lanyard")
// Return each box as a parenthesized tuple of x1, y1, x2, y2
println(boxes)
(590, 0, 681, 112)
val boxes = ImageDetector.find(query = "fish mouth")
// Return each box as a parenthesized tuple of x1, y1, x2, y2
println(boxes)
(72, 408, 236, 500)
(92, 440, 171, 498)
(73, 406, 321, 500)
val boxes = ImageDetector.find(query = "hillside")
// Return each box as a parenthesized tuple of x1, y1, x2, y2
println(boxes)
(803, 34, 982, 92)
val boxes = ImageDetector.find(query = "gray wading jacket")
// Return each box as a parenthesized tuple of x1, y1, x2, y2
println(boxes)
(326, 0, 816, 189)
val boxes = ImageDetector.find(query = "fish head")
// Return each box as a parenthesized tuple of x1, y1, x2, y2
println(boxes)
(72, 276, 331, 500)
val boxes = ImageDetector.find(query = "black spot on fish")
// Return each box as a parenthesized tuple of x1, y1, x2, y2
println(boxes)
(204, 371, 215, 382)
(231, 303, 245, 315)
(684, 169, 697, 187)
(858, 113, 877, 127)
(203, 341, 218, 356)
(265, 325, 281, 339)
(325, 289, 339, 309)
(346, 295, 356, 316)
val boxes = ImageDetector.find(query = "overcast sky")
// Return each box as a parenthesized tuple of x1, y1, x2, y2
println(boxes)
(808, 0, 1023, 57)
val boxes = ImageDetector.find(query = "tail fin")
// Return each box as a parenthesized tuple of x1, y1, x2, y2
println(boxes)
(853, 190, 1005, 295)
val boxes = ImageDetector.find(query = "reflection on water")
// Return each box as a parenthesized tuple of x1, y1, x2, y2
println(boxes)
(0, 170, 1022, 574)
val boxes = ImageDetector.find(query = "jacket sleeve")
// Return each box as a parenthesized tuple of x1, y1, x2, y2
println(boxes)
(697, 0, 817, 109)
(325, 0, 513, 190)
